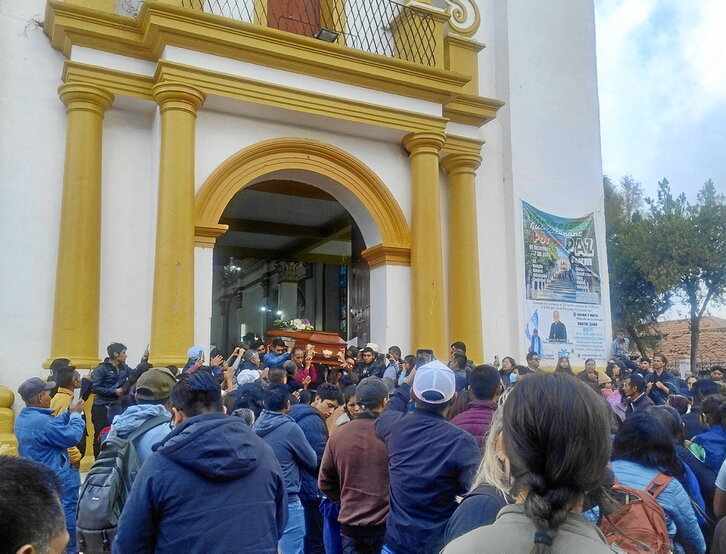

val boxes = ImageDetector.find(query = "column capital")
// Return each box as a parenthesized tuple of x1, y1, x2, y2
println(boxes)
(441, 152, 482, 175)
(402, 131, 446, 155)
(58, 83, 114, 116)
(152, 82, 205, 115)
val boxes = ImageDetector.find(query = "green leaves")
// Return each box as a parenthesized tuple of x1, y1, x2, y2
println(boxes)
(606, 175, 726, 365)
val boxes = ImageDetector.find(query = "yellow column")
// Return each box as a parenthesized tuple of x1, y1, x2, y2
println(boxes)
(442, 153, 484, 364)
(44, 84, 114, 370)
(403, 132, 447, 358)
(148, 83, 205, 368)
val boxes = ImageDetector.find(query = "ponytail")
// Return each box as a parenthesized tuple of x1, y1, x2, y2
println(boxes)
(518, 473, 577, 553)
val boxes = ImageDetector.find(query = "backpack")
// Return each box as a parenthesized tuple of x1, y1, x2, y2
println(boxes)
(599, 473, 673, 554)
(76, 414, 168, 553)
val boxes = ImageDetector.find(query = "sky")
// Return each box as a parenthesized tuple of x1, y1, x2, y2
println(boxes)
(594, 0, 726, 319)
(594, 0, 726, 201)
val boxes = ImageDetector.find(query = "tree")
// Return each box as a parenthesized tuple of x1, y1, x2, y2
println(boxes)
(623, 179, 726, 369)
(604, 176, 671, 356)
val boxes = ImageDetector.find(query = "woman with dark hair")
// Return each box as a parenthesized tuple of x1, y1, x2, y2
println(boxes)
(648, 406, 708, 525)
(554, 356, 574, 375)
(612, 412, 706, 553)
(498, 356, 516, 385)
(334, 384, 359, 427)
(398, 355, 417, 387)
(443, 372, 614, 553)
(689, 394, 726, 472)
(605, 360, 627, 391)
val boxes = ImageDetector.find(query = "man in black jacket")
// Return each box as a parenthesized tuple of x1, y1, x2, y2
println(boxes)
(90, 342, 130, 456)
(645, 353, 677, 405)
(356, 347, 384, 379)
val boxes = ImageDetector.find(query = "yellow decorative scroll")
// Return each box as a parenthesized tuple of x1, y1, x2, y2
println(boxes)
(445, 0, 480, 37)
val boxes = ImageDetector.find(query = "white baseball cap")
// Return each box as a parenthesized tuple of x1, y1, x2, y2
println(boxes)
(412, 360, 456, 404)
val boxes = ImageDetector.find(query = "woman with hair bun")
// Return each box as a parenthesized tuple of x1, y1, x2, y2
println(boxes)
(442, 372, 613, 553)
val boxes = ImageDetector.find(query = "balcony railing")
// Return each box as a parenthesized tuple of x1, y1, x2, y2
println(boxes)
(180, 0, 437, 66)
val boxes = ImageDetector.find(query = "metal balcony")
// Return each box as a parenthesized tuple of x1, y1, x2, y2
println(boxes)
(180, 0, 437, 66)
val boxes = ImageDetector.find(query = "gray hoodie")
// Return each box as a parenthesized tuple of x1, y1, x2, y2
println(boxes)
(109, 403, 171, 465)
(253, 409, 317, 502)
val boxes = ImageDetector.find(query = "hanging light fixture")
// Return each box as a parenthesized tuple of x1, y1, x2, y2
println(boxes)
(223, 257, 243, 285)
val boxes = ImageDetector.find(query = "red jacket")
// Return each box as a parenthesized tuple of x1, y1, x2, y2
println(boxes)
(450, 400, 497, 447)
(294, 366, 318, 386)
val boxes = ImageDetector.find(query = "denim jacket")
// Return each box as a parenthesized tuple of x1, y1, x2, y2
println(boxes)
(15, 407, 85, 474)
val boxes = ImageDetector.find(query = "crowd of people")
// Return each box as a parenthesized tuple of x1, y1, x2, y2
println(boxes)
(6, 335, 726, 554)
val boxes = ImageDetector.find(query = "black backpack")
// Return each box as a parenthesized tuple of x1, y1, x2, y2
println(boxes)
(76, 414, 168, 553)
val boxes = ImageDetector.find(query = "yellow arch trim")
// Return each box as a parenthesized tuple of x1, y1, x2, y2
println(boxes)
(195, 137, 411, 249)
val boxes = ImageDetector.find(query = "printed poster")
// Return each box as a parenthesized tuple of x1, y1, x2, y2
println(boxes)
(521, 201, 607, 370)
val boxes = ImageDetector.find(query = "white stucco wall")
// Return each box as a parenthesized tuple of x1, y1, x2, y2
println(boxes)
(472, 0, 609, 364)
(99, 105, 156, 361)
(0, 0, 68, 405)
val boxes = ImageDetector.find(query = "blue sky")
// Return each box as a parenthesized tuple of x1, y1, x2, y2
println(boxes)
(594, 0, 726, 319)
(594, 0, 726, 202)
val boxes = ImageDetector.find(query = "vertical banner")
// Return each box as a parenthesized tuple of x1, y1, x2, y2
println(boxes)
(522, 201, 606, 370)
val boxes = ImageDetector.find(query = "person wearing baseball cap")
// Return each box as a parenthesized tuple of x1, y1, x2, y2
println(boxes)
(375, 360, 480, 554)
(106, 367, 178, 465)
(319, 376, 391, 553)
(14, 377, 86, 553)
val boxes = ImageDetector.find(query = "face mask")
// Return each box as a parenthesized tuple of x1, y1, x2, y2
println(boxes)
(510, 373, 517, 383)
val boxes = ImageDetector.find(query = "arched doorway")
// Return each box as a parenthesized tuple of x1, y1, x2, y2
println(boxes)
(194, 138, 412, 354)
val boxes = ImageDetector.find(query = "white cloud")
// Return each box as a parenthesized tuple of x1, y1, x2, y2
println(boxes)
(594, 0, 726, 198)
(682, 1, 726, 101)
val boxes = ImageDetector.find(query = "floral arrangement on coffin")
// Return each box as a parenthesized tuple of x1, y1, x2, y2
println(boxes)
(272, 318, 314, 331)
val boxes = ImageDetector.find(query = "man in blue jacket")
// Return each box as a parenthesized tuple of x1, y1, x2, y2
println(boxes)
(263, 338, 292, 368)
(375, 360, 480, 554)
(114, 370, 288, 553)
(289, 382, 343, 554)
(15, 377, 86, 554)
(254, 384, 318, 553)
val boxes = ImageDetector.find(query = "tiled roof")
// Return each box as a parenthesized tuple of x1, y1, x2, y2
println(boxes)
(650, 316, 726, 363)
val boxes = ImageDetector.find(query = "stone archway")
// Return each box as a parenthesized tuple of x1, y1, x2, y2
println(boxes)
(195, 137, 410, 250)
(193, 137, 412, 353)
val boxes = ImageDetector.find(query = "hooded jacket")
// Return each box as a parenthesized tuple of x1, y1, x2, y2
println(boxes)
(288, 402, 328, 502)
(108, 403, 171, 465)
(113, 412, 287, 554)
(449, 399, 497, 447)
(691, 424, 726, 472)
(253, 409, 317, 503)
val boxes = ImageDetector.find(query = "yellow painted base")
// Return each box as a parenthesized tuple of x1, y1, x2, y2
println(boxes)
(0, 386, 17, 456)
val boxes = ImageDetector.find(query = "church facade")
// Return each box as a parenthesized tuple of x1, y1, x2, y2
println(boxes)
(1, 0, 610, 401)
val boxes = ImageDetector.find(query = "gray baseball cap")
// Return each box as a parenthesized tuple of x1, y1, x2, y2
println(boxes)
(18, 378, 55, 401)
